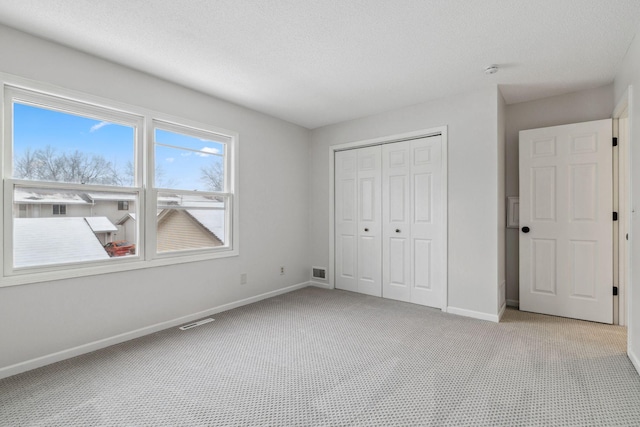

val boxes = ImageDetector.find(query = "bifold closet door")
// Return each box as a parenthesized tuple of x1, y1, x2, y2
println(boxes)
(335, 146, 382, 296)
(382, 136, 443, 308)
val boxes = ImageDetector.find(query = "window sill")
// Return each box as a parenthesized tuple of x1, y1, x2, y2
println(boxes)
(0, 248, 239, 288)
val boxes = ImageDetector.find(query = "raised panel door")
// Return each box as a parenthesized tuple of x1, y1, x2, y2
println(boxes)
(382, 142, 411, 301)
(519, 119, 612, 323)
(382, 136, 443, 308)
(335, 150, 358, 292)
(410, 136, 443, 308)
(356, 146, 382, 296)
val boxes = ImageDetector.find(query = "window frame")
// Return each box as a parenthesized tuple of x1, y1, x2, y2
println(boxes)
(0, 74, 239, 287)
(52, 204, 66, 216)
(149, 119, 234, 258)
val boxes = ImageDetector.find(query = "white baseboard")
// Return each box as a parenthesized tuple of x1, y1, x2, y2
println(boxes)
(498, 302, 506, 321)
(0, 281, 312, 380)
(446, 306, 500, 323)
(629, 348, 640, 377)
(506, 299, 519, 308)
(309, 281, 332, 289)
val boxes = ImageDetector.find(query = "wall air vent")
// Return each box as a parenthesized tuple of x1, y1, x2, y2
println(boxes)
(312, 267, 327, 280)
(179, 318, 214, 330)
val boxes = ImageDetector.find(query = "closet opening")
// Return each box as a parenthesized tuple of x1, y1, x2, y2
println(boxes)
(328, 127, 448, 310)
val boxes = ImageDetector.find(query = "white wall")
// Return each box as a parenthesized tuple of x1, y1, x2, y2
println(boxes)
(614, 26, 640, 374)
(504, 85, 615, 305)
(0, 25, 310, 375)
(310, 87, 502, 320)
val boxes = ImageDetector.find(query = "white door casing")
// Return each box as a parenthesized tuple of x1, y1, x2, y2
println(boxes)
(335, 146, 382, 296)
(519, 119, 613, 323)
(382, 136, 443, 308)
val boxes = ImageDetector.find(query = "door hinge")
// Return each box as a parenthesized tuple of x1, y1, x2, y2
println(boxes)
(613, 212, 618, 221)
(613, 286, 619, 296)
(613, 137, 618, 147)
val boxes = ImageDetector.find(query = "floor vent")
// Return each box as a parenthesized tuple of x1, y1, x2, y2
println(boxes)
(312, 267, 327, 280)
(179, 318, 214, 330)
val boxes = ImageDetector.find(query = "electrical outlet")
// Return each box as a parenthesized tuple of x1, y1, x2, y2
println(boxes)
(240, 273, 247, 285)
(280, 266, 285, 275)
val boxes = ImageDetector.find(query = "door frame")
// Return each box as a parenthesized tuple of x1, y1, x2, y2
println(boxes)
(328, 126, 449, 310)
(613, 87, 632, 327)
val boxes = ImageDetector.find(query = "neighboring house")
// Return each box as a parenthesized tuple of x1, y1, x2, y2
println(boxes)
(119, 208, 224, 252)
(186, 208, 225, 244)
(14, 217, 111, 268)
(13, 188, 131, 243)
(115, 213, 137, 244)
(14, 188, 134, 223)
(14, 188, 223, 251)
(157, 209, 224, 252)
(84, 192, 135, 225)
(14, 188, 91, 218)
(84, 216, 119, 245)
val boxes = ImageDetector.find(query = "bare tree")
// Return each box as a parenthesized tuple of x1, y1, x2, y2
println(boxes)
(14, 148, 40, 180)
(13, 146, 125, 185)
(34, 146, 65, 182)
(200, 161, 224, 191)
(62, 150, 115, 184)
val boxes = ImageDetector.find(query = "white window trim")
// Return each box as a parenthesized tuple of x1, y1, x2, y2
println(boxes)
(0, 72, 239, 288)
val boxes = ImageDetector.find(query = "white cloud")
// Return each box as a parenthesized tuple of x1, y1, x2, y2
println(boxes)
(195, 147, 220, 157)
(166, 157, 175, 163)
(180, 152, 192, 157)
(90, 121, 111, 132)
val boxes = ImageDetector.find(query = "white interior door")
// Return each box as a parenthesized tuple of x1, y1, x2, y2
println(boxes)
(382, 135, 443, 308)
(335, 146, 382, 296)
(356, 146, 382, 296)
(519, 119, 613, 323)
(335, 149, 358, 292)
(382, 141, 411, 302)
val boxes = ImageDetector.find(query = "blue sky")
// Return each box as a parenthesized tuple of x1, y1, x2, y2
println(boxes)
(13, 102, 225, 191)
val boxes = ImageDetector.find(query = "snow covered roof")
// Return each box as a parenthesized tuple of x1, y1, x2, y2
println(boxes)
(14, 188, 89, 205)
(157, 193, 224, 209)
(85, 216, 118, 233)
(116, 213, 136, 225)
(14, 189, 136, 205)
(14, 217, 110, 268)
(85, 192, 136, 202)
(157, 194, 182, 206)
(186, 209, 225, 243)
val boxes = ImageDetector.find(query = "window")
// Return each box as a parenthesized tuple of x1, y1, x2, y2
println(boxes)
(152, 122, 231, 254)
(2, 78, 237, 285)
(52, 204, 67, 215)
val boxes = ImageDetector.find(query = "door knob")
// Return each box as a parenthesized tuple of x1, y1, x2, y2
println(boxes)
(364, 228, 369, 232)
(522, 226, 530, 233)
(395, 229, 401, 233)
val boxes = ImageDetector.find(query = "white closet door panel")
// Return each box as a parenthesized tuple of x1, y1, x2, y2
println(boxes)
(382, 136, 443, 308)
(410, 136, 443, 308)
(357, 146, 382, 296)
(382, 142, 411, 302)
(335, 150, 358, 292)
(337, 135, 444, 307)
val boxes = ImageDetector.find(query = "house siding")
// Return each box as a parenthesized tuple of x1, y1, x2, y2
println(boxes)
(157, 210, 222, 252)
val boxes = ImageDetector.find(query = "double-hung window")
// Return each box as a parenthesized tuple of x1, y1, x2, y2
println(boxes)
(151, 121, 232, 255)
(2, 78, 238, 285)
(4, 87, 142, 274)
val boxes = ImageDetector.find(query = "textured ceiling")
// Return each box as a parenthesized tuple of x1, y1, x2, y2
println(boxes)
(0, 0, 639, 129)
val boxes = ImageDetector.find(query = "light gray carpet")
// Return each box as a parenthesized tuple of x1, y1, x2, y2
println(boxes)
(1, 287, 639, 426)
